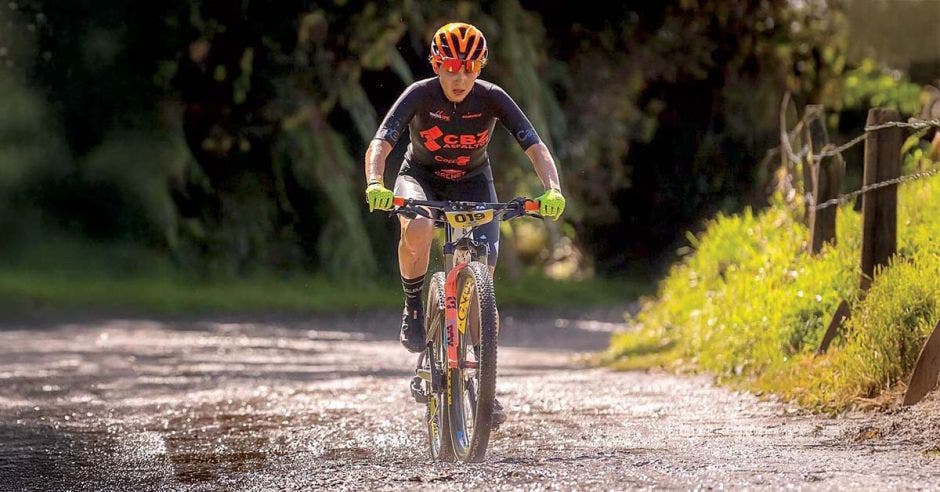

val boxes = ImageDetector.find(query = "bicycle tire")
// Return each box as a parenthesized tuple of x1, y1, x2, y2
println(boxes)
(446, 261, 498, 462)
(425, 272, 455, 461)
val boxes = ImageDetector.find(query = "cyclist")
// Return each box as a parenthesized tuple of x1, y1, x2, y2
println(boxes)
(363, 22, 566, 421)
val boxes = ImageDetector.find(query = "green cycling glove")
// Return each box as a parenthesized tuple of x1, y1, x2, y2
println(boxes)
(535, 189, 566, 220)
(365, 182, 394, 212)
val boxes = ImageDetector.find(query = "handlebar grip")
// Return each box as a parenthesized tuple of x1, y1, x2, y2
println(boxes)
(524, 199, 540, 213)
(393, 196, 405, 207)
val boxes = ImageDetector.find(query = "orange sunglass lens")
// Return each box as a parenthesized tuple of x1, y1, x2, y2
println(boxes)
(442, 59, 464, 73)
(441, 58, 482, 73)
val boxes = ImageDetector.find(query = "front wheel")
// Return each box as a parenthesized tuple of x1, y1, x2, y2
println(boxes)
(446, 261, 499, 462)
(424, 272, 454, 461)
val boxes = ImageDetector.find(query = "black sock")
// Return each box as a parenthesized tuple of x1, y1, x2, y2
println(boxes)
(402, 274, 425, 308)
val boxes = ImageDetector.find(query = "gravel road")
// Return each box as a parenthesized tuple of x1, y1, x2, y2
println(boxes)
(2, 307, 939, 490)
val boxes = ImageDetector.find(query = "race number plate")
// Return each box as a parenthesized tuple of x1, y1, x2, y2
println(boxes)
(443, 209, 494, 228)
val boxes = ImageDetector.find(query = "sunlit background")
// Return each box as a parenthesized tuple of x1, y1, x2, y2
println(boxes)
(0, 0, 937, 314)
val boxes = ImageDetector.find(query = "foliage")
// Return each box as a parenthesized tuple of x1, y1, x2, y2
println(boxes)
(837, 60, 937, 179)
(841, 59, 925, 115)
(604, 174, 940, 410)
(0, 74, 70, 235)
(549, 0, 848, 267)
(0, 0, 850, 279)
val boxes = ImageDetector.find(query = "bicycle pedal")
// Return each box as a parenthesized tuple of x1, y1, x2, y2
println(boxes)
(409, 376, 428, 404)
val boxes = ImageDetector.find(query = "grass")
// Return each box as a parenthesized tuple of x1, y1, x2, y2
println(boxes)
(0, 269, 645, 316)
(494, 273, 648, 307)
(0, 269, 401, 315)
(603, 172, 940, 412)
(0, 237, 647, 317)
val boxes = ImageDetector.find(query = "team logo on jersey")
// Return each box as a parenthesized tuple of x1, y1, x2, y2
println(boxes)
(435, 169, 467, 180)
(429, 110, 451, 121)
(419, 126, 490, 151)
(434, 155, 471, 166)
(462, 112, 483, 119)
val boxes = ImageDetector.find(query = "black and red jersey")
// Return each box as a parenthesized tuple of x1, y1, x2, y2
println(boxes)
(374, 77, 541, 181)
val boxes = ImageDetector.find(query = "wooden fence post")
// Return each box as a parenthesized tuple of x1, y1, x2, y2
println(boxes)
(805, 105, 844, 255)
(815, 299, 850, 355)
(859, 108, 902, 291)
(904, 320, 940, 405)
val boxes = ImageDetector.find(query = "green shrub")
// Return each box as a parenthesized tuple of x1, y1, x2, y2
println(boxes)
(841, 59, 924, 116)
(606, 174, 940, 410)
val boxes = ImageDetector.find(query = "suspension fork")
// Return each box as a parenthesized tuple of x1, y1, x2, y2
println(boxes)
(444, 262, 468, 369)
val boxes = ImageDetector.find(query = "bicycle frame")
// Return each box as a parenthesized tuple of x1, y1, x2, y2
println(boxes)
(392, 196, 539, 371)
(441, 215, 490, 370)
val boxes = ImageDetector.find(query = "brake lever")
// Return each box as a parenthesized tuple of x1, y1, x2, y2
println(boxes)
(392, 208, 418, 219)
(389, 203, 433, 220)
(500, 198, 544, 220)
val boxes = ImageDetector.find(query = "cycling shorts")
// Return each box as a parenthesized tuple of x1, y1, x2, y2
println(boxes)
(393, 165, 499, 267)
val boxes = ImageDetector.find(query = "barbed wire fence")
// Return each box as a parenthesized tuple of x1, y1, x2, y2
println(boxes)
(780, 100, 940, 404)
(775, 103, 939, 213)
(770, 94, 940, 363)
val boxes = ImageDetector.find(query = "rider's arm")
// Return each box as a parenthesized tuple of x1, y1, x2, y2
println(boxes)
(366, 82, 422, 185)
(365, 139, 392, 186)
(525, 143, 561, 192)
(486, 84, 542, 152)
(487, 84, 561, 192)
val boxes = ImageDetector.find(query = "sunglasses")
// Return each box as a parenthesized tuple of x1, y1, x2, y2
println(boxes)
(438, 57, 486, 74)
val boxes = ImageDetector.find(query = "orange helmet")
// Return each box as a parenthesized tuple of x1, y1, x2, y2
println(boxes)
(429, 22, 488, 73)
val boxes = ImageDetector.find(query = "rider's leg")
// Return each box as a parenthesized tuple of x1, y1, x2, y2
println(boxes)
(397, 215, 434, 352)
(394, 173, 435, 282)
(399, 215, 434, 278)
(394, 172, 436, 352)
(399, 214, 435, 299)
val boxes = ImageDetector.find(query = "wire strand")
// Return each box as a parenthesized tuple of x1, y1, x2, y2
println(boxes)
(782, 116, 940, 211)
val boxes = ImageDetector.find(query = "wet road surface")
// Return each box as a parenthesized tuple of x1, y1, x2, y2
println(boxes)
(2, 307, 940, 490)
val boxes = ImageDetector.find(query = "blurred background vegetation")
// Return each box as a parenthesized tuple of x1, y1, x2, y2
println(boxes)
(0, 0, 936, 312)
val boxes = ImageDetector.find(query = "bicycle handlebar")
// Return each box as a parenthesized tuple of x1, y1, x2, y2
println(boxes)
(388, 196, 543, 222)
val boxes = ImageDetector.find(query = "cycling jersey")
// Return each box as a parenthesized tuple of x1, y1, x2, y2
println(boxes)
(374, 77, 542, 181)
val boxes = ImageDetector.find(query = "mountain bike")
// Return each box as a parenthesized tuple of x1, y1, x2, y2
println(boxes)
(390, 195, 542, 462)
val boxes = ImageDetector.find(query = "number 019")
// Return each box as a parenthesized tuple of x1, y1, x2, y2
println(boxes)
(454, 212, 485, 223)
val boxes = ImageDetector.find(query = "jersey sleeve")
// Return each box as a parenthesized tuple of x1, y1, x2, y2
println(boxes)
(373, 83, 422, 145)
(487, 84, 542, 151)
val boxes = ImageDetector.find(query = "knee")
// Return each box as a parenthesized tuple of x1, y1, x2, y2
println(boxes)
(400, 217, 434, 250)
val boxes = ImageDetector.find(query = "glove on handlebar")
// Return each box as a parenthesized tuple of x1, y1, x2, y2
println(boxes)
(365, 183, 394, 212)
(535, 189, 566, 220)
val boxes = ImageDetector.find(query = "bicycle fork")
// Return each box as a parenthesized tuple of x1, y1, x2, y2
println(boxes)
(411, 261, 478, 404)
(444, 263, 468, 370)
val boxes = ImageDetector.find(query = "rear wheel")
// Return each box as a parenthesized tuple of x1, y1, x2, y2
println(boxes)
(424, 272, 454, 461)
(446, 261, 498, 462)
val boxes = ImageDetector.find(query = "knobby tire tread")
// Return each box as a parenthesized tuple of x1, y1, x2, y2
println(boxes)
(460, 261, 498, 463)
